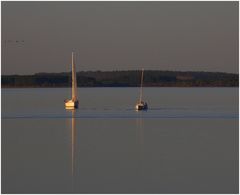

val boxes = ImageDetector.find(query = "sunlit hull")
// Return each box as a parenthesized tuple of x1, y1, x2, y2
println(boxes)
(135, 102, 148, 111)
(65, 99, 79, 110)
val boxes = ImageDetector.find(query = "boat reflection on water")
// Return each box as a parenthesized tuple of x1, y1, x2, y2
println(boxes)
(70, 110, 76, 177)
(136, 112, 144, 146)
(66, 109, 77, 191)
(135, 112, 144, 178)
(136, 113, 144, 146)
(65, 109, 79, 192)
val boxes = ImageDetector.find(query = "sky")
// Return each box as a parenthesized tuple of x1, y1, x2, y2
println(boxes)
(1, 1, 239, 75)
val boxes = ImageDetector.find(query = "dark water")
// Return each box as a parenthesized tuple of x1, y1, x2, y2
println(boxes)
(2, 88, 238, 193)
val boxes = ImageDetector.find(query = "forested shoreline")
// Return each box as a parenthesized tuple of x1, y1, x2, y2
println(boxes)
(2, 70, 238, 87)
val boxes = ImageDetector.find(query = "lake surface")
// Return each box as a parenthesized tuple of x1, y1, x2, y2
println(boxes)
(2, 87, 238, 193)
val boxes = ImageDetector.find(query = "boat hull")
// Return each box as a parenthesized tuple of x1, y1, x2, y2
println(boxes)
(65, 100, 79, 109)
(135, 102, 148, 111)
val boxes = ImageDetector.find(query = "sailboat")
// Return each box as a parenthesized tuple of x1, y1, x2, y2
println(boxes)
(64, 52, 79, 109)
(135, 69, 148, 111)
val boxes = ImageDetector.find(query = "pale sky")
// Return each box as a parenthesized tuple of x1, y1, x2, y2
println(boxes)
(1, 1, 239, 75)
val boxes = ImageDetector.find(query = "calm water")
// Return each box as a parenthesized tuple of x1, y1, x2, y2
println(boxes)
(2, 87, 239, 193)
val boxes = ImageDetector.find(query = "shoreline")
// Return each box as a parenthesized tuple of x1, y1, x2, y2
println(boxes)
(2, 86, 239, 88)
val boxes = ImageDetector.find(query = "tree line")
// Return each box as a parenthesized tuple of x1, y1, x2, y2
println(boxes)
(2, 70, 238, 87)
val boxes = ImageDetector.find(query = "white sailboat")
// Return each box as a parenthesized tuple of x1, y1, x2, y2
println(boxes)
(135, 69, 148, 111)
(64, 52, 79, 109)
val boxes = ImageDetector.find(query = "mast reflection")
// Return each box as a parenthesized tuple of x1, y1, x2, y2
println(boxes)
(67, 110, 76, 177)
(136, 112, 144, 146)
(66, 109, 77, 192)
(135, 112, 144, 179)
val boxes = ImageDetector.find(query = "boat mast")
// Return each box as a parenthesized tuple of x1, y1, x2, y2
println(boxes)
(139, 68, 144, 103)
(72, 52, 77, 101)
